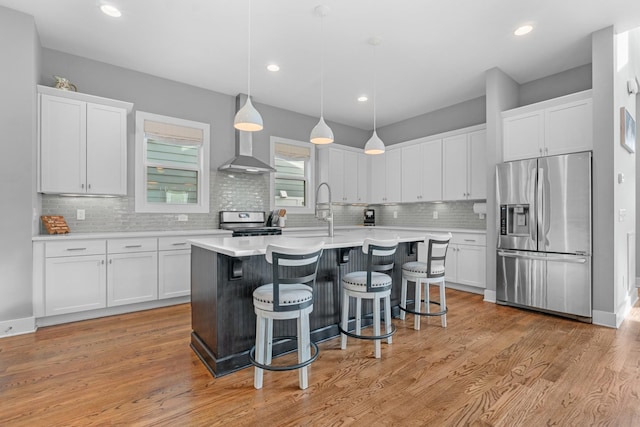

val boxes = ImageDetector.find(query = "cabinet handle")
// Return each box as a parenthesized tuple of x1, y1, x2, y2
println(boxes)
(81, 184, 85, 189)
(88, 184, 91, 190)
(172, 242, 187, 246)
(125, 245, 143, 248)
(109, 259, 112, 264)
(464, 239, 476, 242)
(101, 260, 104, 265)
(66, 247, 87, 251)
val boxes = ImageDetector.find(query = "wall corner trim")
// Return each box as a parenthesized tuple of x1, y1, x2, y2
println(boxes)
(483, 289, 496, 303)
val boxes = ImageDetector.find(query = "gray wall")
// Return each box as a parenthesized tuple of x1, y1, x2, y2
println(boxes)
(519, 63, 592, 106)
(0, 7, 38, 322)
(378, 96, 486, 145)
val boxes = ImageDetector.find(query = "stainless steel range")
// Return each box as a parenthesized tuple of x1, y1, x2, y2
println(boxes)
(219, 211, 282, 237)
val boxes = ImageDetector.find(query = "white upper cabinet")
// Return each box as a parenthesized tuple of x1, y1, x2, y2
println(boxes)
(443, 129, 486, 201)
(370, 149, 401, 204)
(401, 139, 442, 202)
(502, 90, 592, 161)
(38, 85, 132, 195)
(320, 145, 368, 204)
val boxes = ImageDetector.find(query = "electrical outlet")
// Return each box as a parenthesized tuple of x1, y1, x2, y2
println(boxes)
(77, 209, 85, 220)
(393, 211, 397, 219)
(178, 214, 188, 222)
(433, 211, 438, 219)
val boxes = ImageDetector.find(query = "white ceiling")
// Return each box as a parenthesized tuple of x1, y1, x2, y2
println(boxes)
(2, 0, 640, 130)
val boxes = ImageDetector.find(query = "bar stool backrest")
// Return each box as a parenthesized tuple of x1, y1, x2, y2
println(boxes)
(265, 242, 324, 312)
(361, 238, 398, 292)
(417, 232, 452, 279)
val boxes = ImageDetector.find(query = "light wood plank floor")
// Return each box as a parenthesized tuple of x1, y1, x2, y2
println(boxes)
(2, 289, 640, 426)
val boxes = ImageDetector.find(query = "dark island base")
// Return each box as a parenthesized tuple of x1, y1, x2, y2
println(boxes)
(190, 242, 416, 377)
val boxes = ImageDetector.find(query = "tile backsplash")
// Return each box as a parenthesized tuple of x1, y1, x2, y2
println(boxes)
(41, 171, 486, 233)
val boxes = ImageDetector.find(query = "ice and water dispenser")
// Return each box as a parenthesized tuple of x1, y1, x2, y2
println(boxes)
(500, 204, 531, 236)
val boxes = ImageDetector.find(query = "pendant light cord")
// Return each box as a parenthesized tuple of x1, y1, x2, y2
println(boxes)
(247, 0, 252, 98)
(320, 14, 325, 118)
(372, 43, 377, 132)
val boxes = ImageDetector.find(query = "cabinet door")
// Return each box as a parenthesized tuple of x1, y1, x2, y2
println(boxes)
(456, 244, 486, 288)
(45, 255, 106, 316)
(40, 94, 86, 193)
(503, 111, 544, 161)
(421, 139, 443, 201)
(444, 245, 458, 283)
(86, 103, 127, 195)
(107, 252, 158, 306)
(442, 134, 468, 200)
(401, 144, 423, 202)
(544, 99, 592, 156)
(159, 249, 191, 299)
(369, 154, 387, 203)
(468, 130, 487, 199)
(385, 149, 402, 203)
(356, 153, 368, 203)
(343, 150, 359, 203)
(328, 148, 345, 202)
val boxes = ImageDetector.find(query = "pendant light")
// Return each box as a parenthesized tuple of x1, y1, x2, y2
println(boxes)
(364, 37, 385, 155)
(234, 0, 263, 132)
(310, 5, 334, 144)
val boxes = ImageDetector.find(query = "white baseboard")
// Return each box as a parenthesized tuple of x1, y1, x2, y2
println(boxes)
(483, 289, 496, 303)
(0, 316, 36, 338)
(636, 276, 640, 287)
(592, 292, 636, 329)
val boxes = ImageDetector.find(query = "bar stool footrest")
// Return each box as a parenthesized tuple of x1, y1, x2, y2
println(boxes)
(338, 321, 396, 341)
(249, 336, 319, 372)
(399, 300, 448, 317)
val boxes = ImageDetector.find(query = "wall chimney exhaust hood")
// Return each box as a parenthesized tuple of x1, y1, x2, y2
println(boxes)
(219, 95, 276, 174)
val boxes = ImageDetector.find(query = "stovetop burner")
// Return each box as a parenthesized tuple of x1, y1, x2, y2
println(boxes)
(219, 211, 282, 237)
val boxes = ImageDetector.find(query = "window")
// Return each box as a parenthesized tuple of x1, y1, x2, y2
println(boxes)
(270, 137, 315, 213)
(135, 111, 210, 213)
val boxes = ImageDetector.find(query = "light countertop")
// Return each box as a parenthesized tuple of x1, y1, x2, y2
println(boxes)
(32, 229, 231, 241)
(189, 228, 430, 257)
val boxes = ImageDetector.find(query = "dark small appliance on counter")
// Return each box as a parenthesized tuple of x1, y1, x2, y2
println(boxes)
(364, 208, 375, 226)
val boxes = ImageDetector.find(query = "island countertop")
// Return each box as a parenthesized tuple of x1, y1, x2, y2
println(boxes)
(188, 228, 430, 257)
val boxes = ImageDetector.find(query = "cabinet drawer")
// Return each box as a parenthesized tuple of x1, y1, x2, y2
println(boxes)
(159, 235, 211, 251)
(451, 233, 486, 246)
(108, 237, 157, 253)
(46, 239, 106, 257)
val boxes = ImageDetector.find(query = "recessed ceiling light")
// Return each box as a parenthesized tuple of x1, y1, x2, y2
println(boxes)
(357, 96, 368, 102)
(514, 25, 533, 36)
(267, 64, 280, 72)
(100, 4, 122, 18)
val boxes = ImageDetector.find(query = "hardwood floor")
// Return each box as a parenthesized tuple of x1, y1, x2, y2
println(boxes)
(2, 289, 640, 426)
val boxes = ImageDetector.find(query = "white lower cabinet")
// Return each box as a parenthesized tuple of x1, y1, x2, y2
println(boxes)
(445, 233, 486, 289)
(107, 238, 158, 306)
(158, 236, 198, 299)
(44, 239, 107, 316)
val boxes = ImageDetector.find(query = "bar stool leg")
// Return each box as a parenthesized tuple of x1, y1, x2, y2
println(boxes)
(373, 296, 381, 358)
(341, 289, 349, 350)
(384, 293, 392, 344)
(400, 277, 408, 320)
(265, 317, 273, 365)
(439, 281, 447, 328)
(355, 297, 362, 336)
(414, 278, 422, 331)
(297, 313, 309, 389)
(254, 315, 266, 389)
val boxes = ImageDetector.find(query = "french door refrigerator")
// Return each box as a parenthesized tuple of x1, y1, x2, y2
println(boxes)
(496, 151, 592, 321)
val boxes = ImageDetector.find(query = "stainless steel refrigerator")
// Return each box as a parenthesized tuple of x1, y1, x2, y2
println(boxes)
(496, 151, 592, 321)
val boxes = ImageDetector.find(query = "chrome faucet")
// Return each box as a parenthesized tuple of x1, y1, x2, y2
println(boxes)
(315, 182, 334, 237)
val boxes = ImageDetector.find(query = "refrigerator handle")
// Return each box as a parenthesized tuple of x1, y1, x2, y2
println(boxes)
(497, 250, 587, 264)
(537, 166, 544, 249)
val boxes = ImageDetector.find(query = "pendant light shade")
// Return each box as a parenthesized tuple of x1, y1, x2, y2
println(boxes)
(234, 97, 263, 131)
(234, 0, 263, 132)
(365, 36, 384, 155)
(310, 117, 334, 144)
(364, 130, 385, 154)
(310, 5, 334, 144)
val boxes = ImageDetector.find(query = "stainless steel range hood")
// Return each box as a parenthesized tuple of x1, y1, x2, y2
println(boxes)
(218, 95, 276, 174)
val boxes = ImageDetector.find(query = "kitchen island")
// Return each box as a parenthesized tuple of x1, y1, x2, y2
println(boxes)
(188, 228, 426, 376)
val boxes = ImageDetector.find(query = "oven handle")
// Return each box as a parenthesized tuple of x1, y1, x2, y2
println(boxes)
(498, 250, 587, 264)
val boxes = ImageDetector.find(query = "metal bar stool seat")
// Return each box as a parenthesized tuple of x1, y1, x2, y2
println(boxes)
(250, 242, 324, 390)
(400, 232, 452, 330)
(339, 238, 398, 359)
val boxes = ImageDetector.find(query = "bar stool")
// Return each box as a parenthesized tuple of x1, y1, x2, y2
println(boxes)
(400, 233, 452, 330)
(339, 238, 398, 359)
(250, 242, 324, 390)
